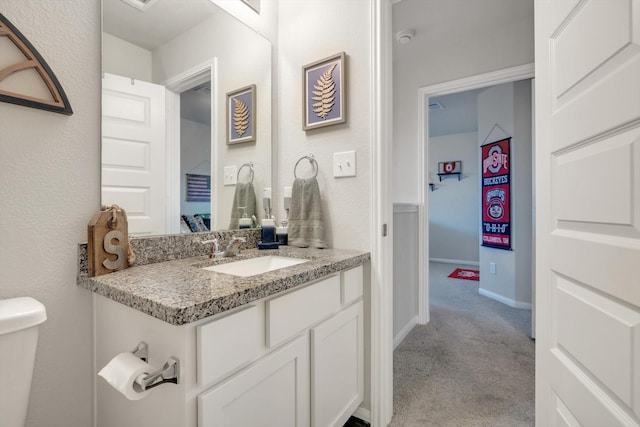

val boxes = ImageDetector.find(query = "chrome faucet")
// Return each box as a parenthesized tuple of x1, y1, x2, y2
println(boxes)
(219, 236, 246, 257)
(201, 237, 246, 258)
(201, 239, 220, 259)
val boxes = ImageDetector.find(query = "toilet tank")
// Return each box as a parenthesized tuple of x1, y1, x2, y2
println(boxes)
(0, 297, 47, 427)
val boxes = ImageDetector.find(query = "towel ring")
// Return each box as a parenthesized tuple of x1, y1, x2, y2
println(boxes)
(237, 162, 254, 183)
(294, 154, 318, 179)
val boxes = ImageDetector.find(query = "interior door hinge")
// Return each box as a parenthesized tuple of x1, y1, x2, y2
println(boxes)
(382, 223, 388, 237)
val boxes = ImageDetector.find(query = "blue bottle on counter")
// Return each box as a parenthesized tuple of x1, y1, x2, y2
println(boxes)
(258, 218, 279, 249)
(261, 218, 275, 242)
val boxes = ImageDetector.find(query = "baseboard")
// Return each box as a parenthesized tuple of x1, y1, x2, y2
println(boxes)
(430, 258, 480, 266)
(393, 316, 418, 349)
(478, 288, 532, 309)
(353, 407, 371, 424)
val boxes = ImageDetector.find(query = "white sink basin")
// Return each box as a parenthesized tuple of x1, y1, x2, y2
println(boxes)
(201, 255, 308, 277)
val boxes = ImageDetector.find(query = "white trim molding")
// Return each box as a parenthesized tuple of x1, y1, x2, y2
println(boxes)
(163, 59, 218, 233)
(353, 408, 372, 424)
(419, 63, 535, 98)
(394, 316, 418, 349)
(369, 0, 394, 426)
(430, 258, 480, 266)
(478, 288, 533, 310)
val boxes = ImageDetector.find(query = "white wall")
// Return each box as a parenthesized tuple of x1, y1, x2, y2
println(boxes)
(477, 81, 532, 308)
(0, 2, 100, 427)
(392, 0, 534, 203)
(276, 0, 371, 251)
(429, 131, 480, 263)
(102, 32, 152, 81)
(393, 204, 419, 346)
(181, 118, 211, 217)
(512, 80, 533, 304)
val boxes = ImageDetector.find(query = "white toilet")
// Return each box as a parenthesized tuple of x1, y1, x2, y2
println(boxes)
(0, 297, 47, 427)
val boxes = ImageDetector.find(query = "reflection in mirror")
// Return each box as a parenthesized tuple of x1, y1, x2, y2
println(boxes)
(102, 0, 272, 236)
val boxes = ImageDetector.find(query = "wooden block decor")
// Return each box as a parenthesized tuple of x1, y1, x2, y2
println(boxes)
(88, 207, 129, 277)
(0, 13, 73, 115)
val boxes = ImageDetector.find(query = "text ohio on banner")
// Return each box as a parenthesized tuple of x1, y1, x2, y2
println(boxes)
(481, 137, 511, 250)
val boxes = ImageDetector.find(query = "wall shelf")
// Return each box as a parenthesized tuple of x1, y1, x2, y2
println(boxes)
(437, 172, 461, 182)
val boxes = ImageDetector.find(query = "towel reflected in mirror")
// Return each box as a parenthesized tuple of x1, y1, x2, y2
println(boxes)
(228, 182, 257, 229)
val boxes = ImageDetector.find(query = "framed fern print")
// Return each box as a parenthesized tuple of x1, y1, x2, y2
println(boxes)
(302, 52, 346, 131)
(227, 84, 256, 144)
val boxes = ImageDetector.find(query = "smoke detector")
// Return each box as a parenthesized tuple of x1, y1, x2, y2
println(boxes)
(395, 29, 416, 44)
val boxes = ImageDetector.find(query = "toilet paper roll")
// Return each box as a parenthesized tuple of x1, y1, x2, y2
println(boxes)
(98, 352, 153, 400)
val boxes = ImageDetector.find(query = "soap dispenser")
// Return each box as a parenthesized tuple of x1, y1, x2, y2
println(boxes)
(238, 207, 251, 229)
(258, 217, 279, 250)
(276, 220, 288, 246)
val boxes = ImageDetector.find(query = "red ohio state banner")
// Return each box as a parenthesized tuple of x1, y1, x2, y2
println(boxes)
(481, 138, 511, 250)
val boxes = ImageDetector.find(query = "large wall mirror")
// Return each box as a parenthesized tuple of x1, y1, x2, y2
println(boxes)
(102, 0, 272, 236)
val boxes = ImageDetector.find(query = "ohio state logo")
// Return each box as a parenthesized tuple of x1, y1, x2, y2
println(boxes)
(483, 145, 508, 174)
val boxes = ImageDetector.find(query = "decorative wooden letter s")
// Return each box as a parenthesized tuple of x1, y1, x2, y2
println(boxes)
(88, 206, 130, 277)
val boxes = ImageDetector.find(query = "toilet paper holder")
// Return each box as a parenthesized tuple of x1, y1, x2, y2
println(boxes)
(131, 341, 148, 362)
(131, 341, 180, 391)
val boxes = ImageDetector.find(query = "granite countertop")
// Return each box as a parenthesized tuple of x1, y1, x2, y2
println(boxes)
(78, 246, 370, 326)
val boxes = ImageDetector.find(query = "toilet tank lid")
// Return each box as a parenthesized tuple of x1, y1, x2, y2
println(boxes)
(0, 297, 47, 335)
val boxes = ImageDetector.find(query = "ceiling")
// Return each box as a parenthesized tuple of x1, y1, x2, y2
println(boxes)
(181, 83, 211, 125)
(429, 89, 484, 138)
(103, 0, 220, 50)
(392, 0, 533, 64)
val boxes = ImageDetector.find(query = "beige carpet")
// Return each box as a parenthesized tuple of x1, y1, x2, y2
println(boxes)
(390, 262, 535, 427)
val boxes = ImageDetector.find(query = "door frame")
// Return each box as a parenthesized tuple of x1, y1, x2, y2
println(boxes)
(163, 59, 217, 234)
(417, 63, 535, 325)
(369, 0, 394, 425)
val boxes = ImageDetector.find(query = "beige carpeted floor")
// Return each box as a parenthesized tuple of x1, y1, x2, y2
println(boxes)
(390, 262, 535, 427)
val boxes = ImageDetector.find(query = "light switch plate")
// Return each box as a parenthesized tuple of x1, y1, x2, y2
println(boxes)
(223, 166, 237, 186)
(333, 151, 356, 178)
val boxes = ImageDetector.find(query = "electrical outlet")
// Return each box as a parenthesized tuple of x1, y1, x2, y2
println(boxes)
(490, 262, 496, 275)
(223, 166, 237, 186)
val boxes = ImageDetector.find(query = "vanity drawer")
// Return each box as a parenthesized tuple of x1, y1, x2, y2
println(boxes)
(266, 274, 341, 348)
(197, 304, 262, 386)
(342, 265, 363, 305)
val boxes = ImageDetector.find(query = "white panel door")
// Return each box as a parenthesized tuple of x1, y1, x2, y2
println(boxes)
(535, 1, 640, 426)
(102, 73, 166, 236)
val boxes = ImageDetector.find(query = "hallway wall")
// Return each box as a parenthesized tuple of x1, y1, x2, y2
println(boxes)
(477, 81, 533, 308)
(428, 131, 480, 263)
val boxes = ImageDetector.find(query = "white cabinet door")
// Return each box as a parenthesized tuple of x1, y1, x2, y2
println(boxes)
(311, 301, 363, 427)
(198, 334, 310, 427)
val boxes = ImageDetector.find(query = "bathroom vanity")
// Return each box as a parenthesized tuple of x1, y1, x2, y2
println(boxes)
(79, 244, 369, 427)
